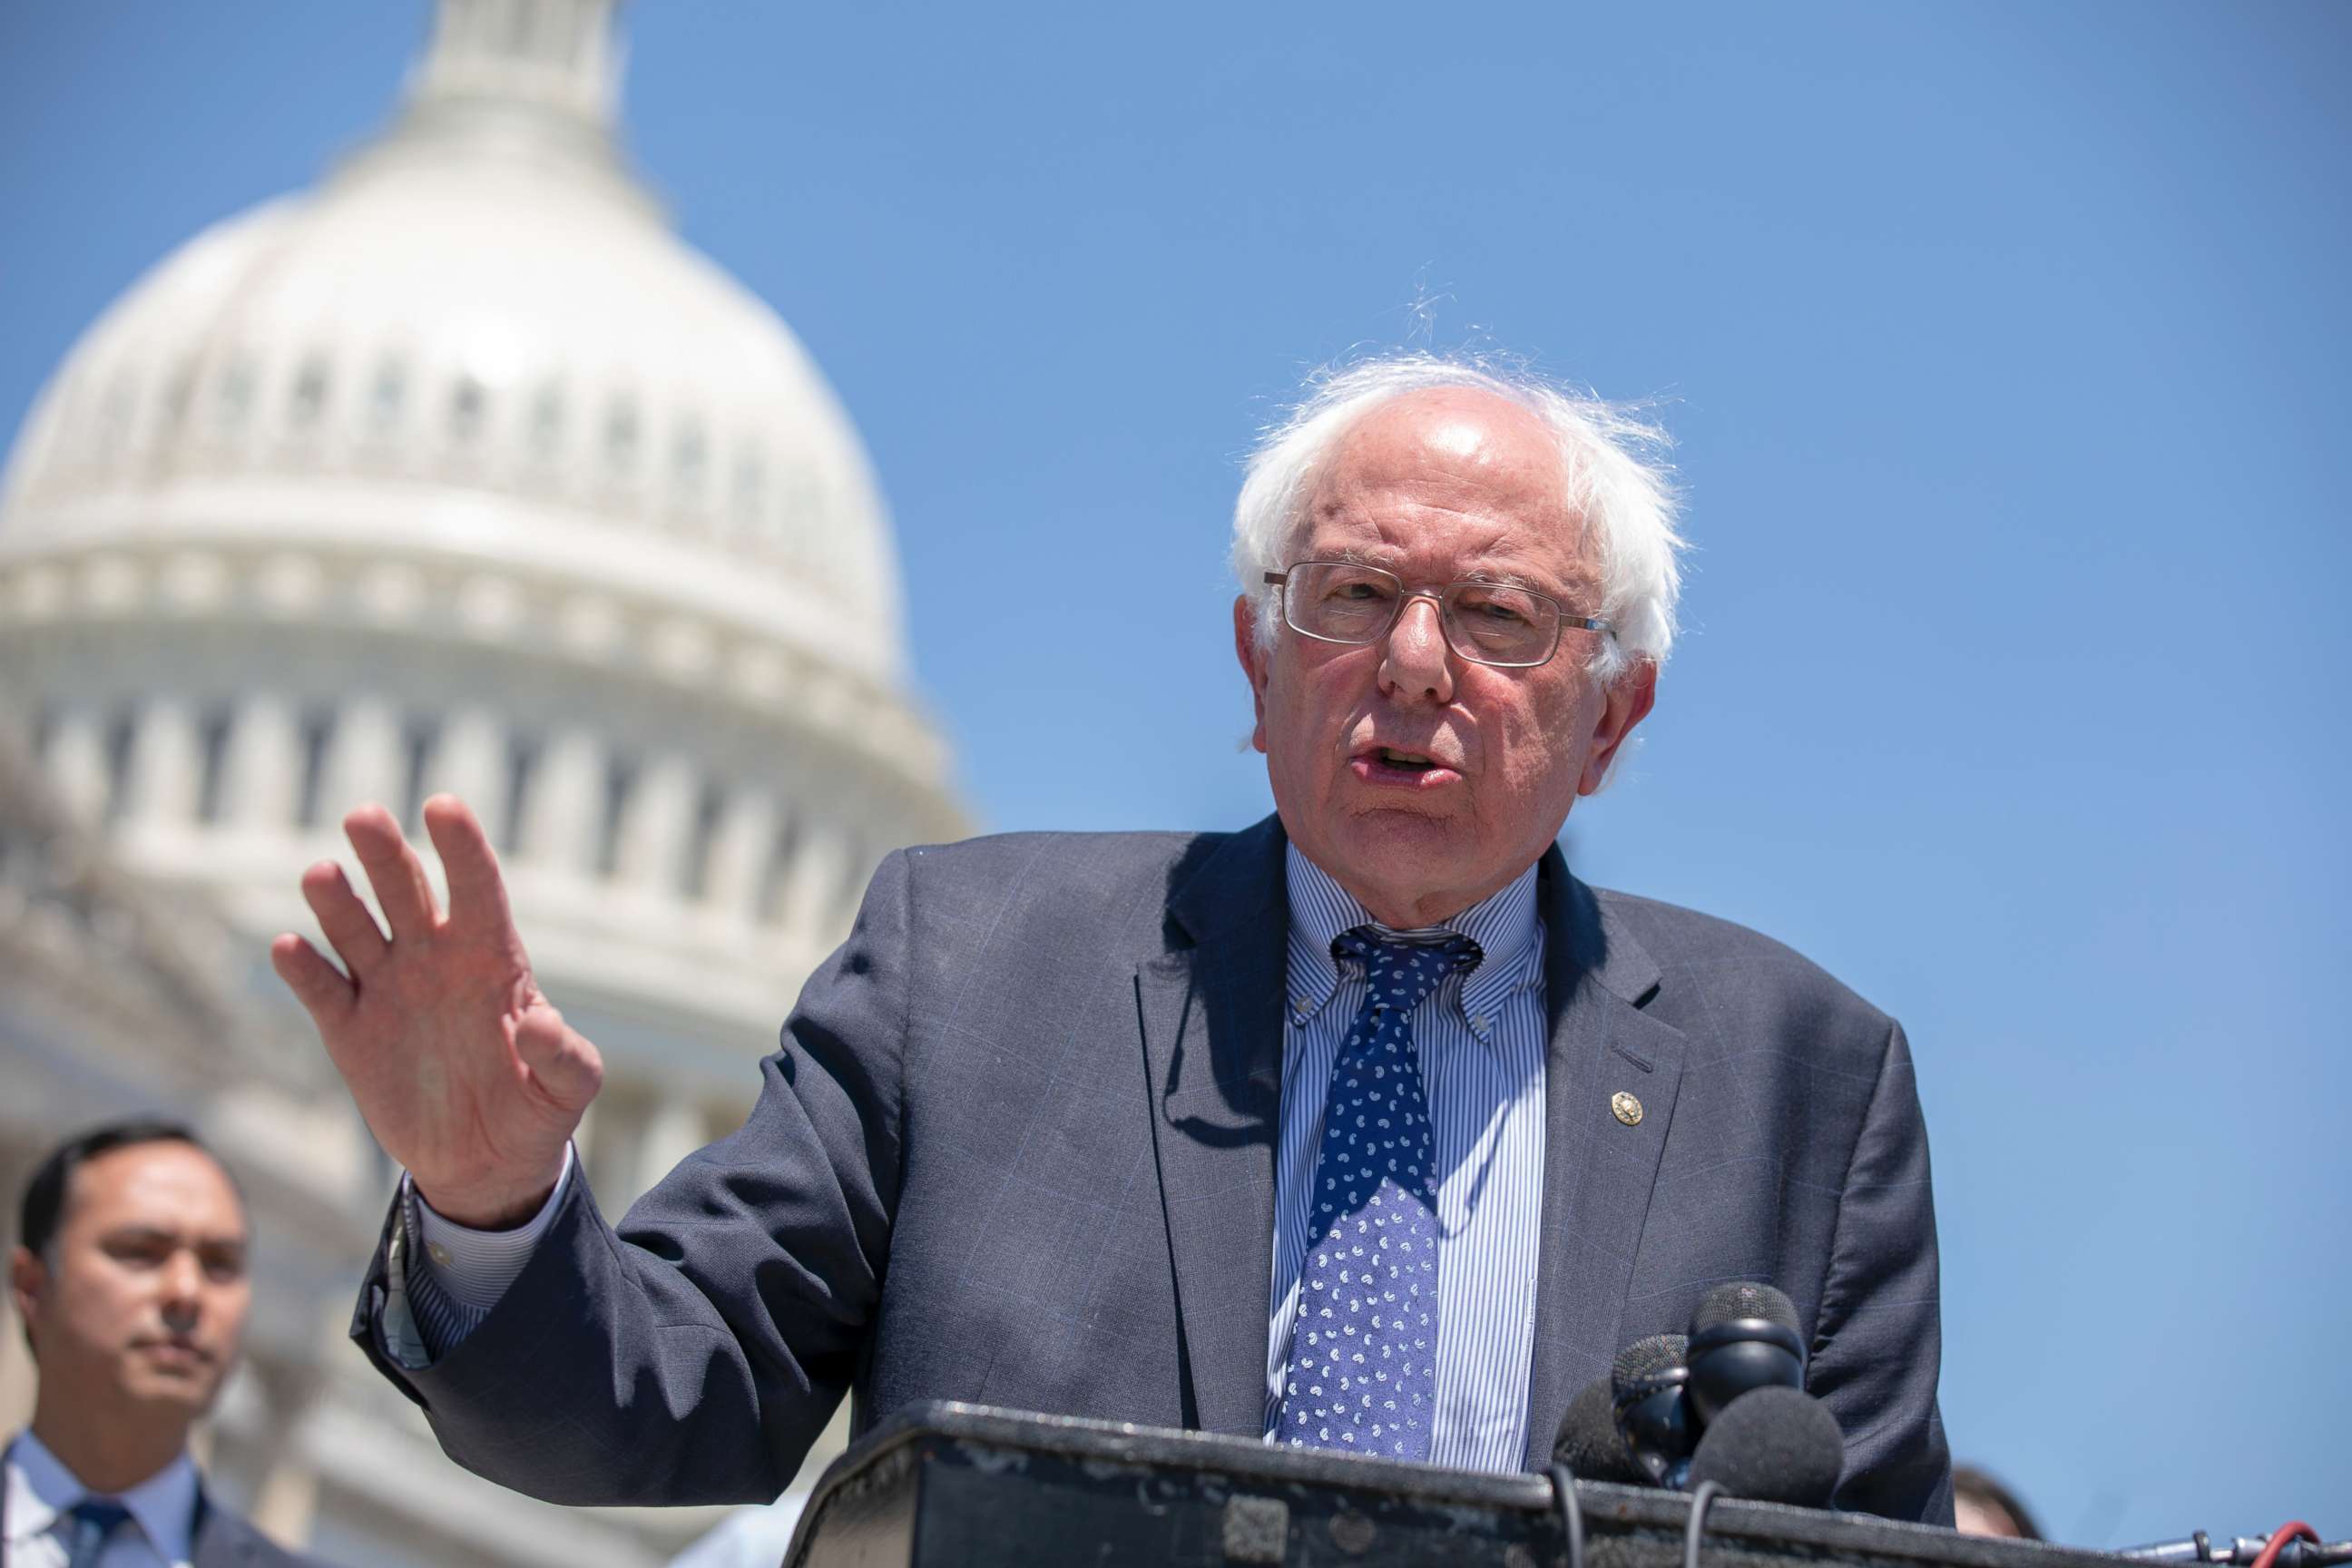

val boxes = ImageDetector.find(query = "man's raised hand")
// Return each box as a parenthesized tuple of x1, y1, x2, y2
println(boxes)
(270, 794, 603, 1230)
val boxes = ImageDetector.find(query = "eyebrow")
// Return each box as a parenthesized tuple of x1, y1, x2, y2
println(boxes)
(101, 1225, 248, 1250)
(1320, 545, 1567, 599)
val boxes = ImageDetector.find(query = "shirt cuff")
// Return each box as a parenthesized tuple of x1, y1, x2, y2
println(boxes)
(401, 1143, 575, 1315)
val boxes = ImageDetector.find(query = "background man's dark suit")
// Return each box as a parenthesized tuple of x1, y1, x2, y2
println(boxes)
(0, 1465, 317, 1568)
(355, 817, 1952, 1522)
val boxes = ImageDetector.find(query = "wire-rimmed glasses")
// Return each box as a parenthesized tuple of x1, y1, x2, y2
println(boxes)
(1262, 560, 1613, 669)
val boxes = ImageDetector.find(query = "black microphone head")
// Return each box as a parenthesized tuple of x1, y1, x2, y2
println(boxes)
(1686, 1386, 1845, 1508)
(1686, 1282, 1807, 1426)
(1554, 1376, 1650, 1485)
(1612, 1331, 1689, 1390)
(1691, 1281, 1801, 1336)
(1611, 1334, 1694, 1486)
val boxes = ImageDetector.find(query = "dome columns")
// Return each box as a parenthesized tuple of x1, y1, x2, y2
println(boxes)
(612, 750, 697, 899)
(423, 705, 508, 831)
(120, 696, 203, 833)
(318, 696, 406, 832)
(780, 823, 854, 938)
(520, 723, 603, 879)
(698, 785, 777, 930)
(39, 706, 108, 827)
(220, 692, 302, 838)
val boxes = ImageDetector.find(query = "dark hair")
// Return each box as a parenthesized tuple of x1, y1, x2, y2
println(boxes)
(1952, 1464, 2044, 1541)
(15, 1118, 232, 1259)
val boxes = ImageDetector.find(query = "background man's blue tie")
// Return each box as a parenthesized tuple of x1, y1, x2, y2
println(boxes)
(64, 1498, 133, 1568)
(1273, 927, 1478, 1462)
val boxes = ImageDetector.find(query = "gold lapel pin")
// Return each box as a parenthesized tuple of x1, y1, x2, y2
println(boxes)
(1611, 1091, 1643, 1127)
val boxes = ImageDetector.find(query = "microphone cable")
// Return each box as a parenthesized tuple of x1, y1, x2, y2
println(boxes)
(1547, 1462, 1587, 1568)
(1682, 1480, 1726, 1568)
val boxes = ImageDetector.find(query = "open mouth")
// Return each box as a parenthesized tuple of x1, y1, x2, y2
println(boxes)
(1354, 746, 1456, 786)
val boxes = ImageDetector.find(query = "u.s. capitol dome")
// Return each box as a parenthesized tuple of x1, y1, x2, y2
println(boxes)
(0, 2, 961, 1562)
(0, 0, 965, 1075)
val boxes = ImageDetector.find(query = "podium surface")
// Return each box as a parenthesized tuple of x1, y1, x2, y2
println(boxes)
(786, 1403, 2114, 1568)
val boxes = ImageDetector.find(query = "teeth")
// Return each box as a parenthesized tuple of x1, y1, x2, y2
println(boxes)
(1380, 749, 1433, 766)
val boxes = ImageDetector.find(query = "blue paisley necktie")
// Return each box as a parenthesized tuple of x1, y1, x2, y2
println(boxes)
(1274, 926, 1479, 1461)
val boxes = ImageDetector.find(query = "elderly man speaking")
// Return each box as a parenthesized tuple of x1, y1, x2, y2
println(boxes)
(271, 356, 1952, 1522)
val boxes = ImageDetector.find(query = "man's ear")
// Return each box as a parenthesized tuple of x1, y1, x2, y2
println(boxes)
(1578, 658, 1658, 796)
(10, 1245, 47, 1353)
(1232, 594, 1270, 755)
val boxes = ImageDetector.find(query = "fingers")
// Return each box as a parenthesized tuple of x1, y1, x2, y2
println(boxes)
(343, 802, 440, 939)
(299, 858, 389, 976)
(270, 933, 356, 1027)
(422, 794, 514, 933)
(515, 1006, 604, 1115)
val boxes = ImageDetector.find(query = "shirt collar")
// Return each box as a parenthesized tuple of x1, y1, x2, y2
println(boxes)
(1282, 845, 1544, 1047)
(5, 1428, 201, 1563)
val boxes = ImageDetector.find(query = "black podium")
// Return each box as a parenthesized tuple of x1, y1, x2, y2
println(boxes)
(783, 1403, 2113, 1568)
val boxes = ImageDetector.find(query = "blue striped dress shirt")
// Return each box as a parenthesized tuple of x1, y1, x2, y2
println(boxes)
(1265, 848, 1550, 1473)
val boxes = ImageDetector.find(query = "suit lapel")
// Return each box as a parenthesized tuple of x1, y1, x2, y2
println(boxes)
(1520, 849, 1688, 1467)
(194, 1491, 281, 1567)
(1137, 817, 1289, 1438)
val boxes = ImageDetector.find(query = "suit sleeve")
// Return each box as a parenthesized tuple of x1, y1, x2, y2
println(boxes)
(345, 848, 916, 1506)
(1809, 1018, 1956, 1524)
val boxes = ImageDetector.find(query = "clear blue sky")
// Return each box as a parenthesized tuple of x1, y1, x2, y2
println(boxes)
(4, 1, 2345, 1544)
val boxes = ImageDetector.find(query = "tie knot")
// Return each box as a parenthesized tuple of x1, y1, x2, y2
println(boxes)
(66, 1498, 133, 1546)
(1332, 927, 1479, 1013)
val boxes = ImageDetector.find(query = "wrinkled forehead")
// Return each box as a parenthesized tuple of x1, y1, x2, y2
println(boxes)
(1299, 387, 1592, 566)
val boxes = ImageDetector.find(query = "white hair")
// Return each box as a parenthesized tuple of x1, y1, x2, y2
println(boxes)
(1230, 353, 1685, 684)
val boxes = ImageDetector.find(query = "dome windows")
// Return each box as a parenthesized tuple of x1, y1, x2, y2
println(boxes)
(603, 395, 640, 475)
(755, 808, 801, 924)
(450, 374, 489, 446)
(215, 358, 257, 436)
(680, 778, 725, 899)
(289, 356, 331, 430)
(728, 446, 769, 547)
(397, 712, 439, 833)
(160, 359, 197, 436)
(593, 750, 635, 876)
(193, 705, 234, 825)
(498, 730, 540, 852)
(671, 419, 707, 504)
(529, 383, 565, 462)
(368, 358, 408, 435)
(294, 706, 337, 828)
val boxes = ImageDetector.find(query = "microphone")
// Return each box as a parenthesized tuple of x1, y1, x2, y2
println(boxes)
(1611, 1333, 1697, 1488)
(1685, 1281, 1806, 1427)
(1684, 1385, 1845, 1508)
(1553, 1374, 1650, 1485)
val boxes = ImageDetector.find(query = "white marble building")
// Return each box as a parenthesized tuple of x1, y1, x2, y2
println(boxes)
(0, 2, 965, 1562)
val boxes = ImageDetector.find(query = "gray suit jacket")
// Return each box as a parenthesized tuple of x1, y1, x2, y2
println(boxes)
(351, 818, 1953, 1521)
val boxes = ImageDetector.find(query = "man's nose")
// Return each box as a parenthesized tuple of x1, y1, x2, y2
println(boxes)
(159, 1251, 203, 1317)
(1378, 593, 1456, 702)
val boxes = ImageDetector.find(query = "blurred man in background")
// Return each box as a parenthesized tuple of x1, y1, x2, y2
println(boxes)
(4, 1121, 318, 1567)
(1953, 1465, 2044, 1540)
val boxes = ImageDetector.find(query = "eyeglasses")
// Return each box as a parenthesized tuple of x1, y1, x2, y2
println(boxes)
(1263, 561, 1614, 669)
